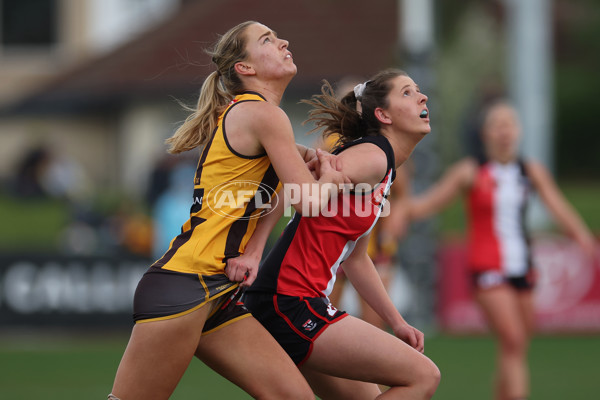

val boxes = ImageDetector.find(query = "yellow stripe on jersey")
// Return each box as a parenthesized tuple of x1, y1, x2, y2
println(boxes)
(322, 134, 340, 151)
(367, 223, 380, 259)
(367, 221, 399, 260)
(154, 92, 281, 275)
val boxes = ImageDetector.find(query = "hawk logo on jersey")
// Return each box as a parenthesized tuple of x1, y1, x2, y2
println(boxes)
(191, 188, 204, 213)
(302, 319, 317, 331)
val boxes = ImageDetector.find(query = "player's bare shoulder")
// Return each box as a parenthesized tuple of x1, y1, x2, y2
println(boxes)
(230, 100, 289, 129)
(339, 142, 388, 187)
(225, 100, 292, 146)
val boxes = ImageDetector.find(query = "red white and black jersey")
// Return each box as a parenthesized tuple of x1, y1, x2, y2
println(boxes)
(467, 159, 533, 276)
(249, 135, 396, 299)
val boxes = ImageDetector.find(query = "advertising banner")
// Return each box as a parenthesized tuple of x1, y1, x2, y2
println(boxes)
(437, 235, 600, 333)
(0, 255, 149, 327)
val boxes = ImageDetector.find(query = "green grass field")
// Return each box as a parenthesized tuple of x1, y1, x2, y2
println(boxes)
(0, 331, 598, 399)
(0, 183, 597, 399)
(1, 179, 598, 253)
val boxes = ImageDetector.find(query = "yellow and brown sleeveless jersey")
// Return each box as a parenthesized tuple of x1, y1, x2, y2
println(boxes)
(153, 92, 281, 276)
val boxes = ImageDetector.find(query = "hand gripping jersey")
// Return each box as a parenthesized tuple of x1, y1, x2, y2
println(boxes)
(153, 92, 280, 278)
(250, 135, 396, 298)
(467, 159, 532, 277)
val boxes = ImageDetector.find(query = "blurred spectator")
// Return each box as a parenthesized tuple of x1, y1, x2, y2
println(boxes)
(11, 145, 52, 198)
(96, 197, 154, 257)
(151, 161, 195, 259)
(41, 151, 91, 202)
(146, 153, 196, 208)
(11, 144, 91, 202)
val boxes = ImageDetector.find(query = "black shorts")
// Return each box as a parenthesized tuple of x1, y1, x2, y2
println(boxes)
(471, 270, 536, 291)
(203, 287, 252, 335)
(244, 292, 347, 366)
(133, 266, 250, 334)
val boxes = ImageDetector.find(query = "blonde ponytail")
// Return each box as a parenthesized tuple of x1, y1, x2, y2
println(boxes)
(165, 20, 257, 154)
(166, 72, 229, 154)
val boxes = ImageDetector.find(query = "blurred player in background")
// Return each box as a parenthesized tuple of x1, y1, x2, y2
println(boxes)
(409, 99, 596, 400)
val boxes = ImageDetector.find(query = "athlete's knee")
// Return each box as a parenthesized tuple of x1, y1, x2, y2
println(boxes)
(420, 359, 441, 398)
(410, 357, 441, 399)
(499, 328, 528, 356)
(425, 363, 441, 398)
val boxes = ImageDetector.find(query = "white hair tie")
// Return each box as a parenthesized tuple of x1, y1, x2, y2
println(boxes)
(353, 82, 368, 100)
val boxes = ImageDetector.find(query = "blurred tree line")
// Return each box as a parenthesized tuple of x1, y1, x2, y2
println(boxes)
(436, 0, 599, 181)
(1, 0, 598, 255)
(554, 0, 600, 180)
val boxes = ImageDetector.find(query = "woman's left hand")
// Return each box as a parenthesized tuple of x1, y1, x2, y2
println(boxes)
(306, 149, 345, 181)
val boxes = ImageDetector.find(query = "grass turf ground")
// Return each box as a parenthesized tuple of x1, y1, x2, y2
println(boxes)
(0, 331, 598, 399)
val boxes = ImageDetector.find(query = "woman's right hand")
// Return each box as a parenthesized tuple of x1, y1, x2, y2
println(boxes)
(576, 232, 597, 263)
(392, 321, 425, 353)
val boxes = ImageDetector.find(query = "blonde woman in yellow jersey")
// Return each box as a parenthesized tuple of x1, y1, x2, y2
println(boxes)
(109, 21, 346, 400)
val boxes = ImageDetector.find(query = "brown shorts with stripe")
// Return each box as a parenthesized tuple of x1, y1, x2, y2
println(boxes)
(133, 266, 250, 334)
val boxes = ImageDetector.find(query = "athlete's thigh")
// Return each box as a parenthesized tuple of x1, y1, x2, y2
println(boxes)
(516, 289, 535, 336)
(475, 285, 526, 339)
(112, 305, 210, 400)
(304, 315, 435, 387)
(300, 365, 381, 400)
(195, 316, 312, 398)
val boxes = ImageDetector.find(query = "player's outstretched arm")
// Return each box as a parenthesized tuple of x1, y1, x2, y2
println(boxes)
(342, 233, 424, 352)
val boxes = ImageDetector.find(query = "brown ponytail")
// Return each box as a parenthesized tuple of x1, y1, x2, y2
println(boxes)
(302, 69, 408, 146)
(301, 81, 366, 148)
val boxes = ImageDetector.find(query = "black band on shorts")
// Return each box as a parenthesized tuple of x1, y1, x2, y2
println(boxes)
(202, 287, 251, 335)
(244, 292, 347, 366)
(471, 270, 535, 291)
